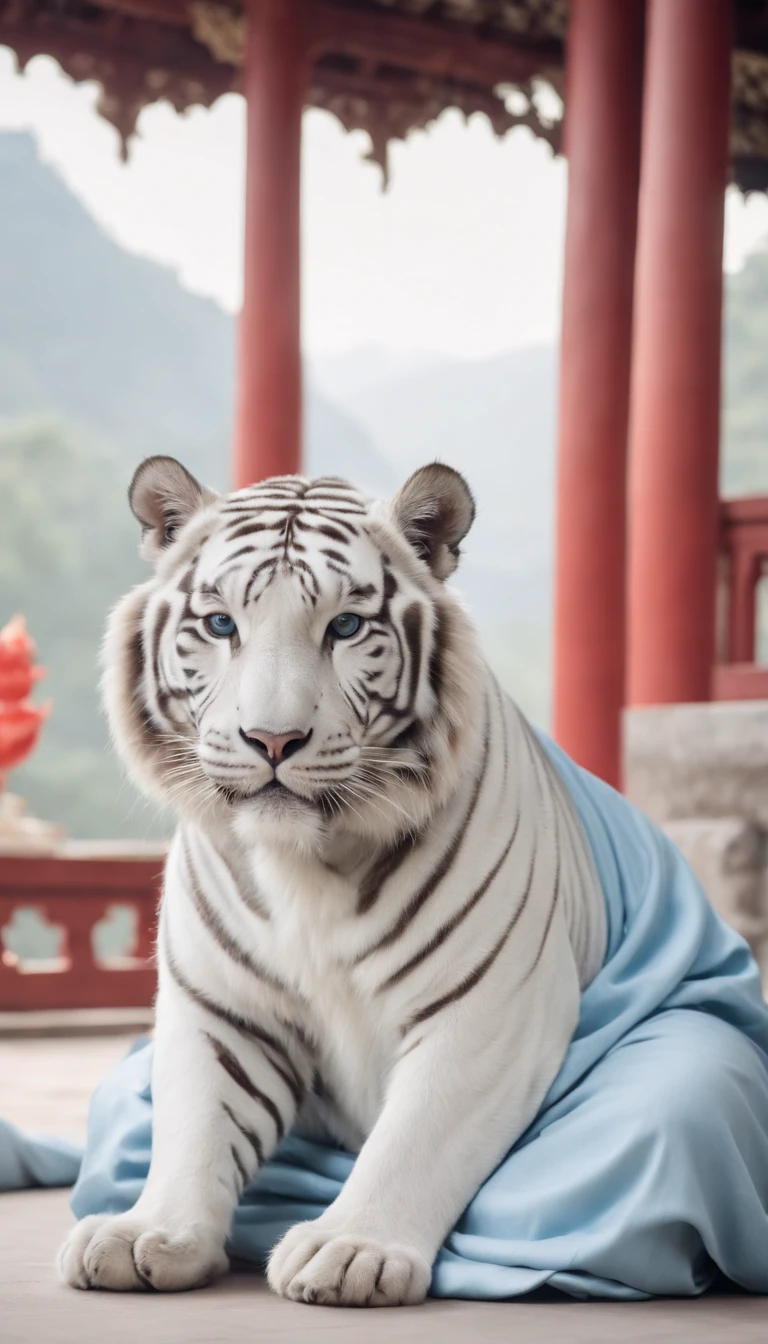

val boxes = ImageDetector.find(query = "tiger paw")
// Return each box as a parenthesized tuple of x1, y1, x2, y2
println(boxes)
(267, 1220, 431, 1307)
(57, 1213, 229, 1292)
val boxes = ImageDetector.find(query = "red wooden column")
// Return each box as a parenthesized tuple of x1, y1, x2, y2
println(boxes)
(627, 0, 733, 706)
(235, 0, 307, 488)
(553, 0, 644, 789)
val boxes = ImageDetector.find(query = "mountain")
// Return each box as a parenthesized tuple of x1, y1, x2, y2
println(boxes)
(0, 136, 594, 839)
(304, 393, 396, 496)
(321, 346, 558, 574)
(311, 346, 446, 403)
(0, 132, 395, 839)
(2, 126, 764, 841)
(0, 131, 393, 494)
(1, 415, 152, 840)
(0, 133, 233, 453)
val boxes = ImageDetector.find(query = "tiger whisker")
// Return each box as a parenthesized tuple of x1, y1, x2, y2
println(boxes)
(331, 776, 419, 832)
(346, 774, 421, 828)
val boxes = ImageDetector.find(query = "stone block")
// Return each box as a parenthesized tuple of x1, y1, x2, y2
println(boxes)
(624, 701, 768, 826)
(663, 817, 768, 983)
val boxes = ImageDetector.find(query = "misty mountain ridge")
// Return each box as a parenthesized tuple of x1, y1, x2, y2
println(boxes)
(0, 127, 564, 843)
(312, 344, 557, 575)
(310, 345, 451, 403)
(0, 130, 396, 497)
(4, 124, 766, 843)
(0, 129, 557, 573)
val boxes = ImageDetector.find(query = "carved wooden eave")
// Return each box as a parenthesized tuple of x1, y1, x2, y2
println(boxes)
(0, 0, 566, 176)
(2, 0, 768, 191)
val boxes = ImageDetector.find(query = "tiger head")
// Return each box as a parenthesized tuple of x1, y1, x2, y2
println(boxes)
(105, 456, 486, 856)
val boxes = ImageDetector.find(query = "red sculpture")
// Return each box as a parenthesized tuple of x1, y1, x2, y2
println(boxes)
(0, 615, 50, 783)
(0, 616, 62, 853)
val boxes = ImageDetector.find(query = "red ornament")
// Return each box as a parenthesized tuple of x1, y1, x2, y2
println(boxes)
(0, 616, 51, 780)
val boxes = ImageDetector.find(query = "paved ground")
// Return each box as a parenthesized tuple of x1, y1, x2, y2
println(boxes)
(0, 1031, 137, 1139)
(3, 1190, 767, 1344)
(2, 1034, 767, 1342)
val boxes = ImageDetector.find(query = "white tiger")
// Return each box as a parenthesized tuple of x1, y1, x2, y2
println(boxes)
(58, 456, 606, 1306)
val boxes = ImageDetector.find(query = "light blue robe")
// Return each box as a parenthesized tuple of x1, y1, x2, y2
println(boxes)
(3, 736, 768, 1299)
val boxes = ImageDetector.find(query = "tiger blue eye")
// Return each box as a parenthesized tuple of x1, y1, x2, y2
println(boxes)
(329, 613, 362, 639)
(205, 613, 237, 638)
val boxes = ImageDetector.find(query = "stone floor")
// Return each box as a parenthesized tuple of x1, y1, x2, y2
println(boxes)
(1, 1029, 139, 1139)
(1, 1034, 767, 1343)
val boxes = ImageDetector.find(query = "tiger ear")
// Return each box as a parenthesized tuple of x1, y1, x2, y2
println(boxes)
(129, 456, 216, 562)
(389, 463, 475, 580)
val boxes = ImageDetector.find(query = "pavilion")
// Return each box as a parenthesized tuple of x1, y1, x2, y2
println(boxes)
(4, 29, 768, 1330)
(3, 0, 768, 791)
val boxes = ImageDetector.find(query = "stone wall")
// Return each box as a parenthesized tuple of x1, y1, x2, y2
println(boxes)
(625, 702, 768, 992)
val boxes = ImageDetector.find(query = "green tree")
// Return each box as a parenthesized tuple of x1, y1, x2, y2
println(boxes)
(0, 415, 172, 840)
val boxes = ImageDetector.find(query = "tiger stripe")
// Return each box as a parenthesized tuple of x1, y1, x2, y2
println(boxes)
(164, 945, 306, 1106)
(403, 841, 539, 1034)
(221, 1102, 265, 1166)
(204, 1032, 286, 1141)
(354, 706, 490, 960)
(230, 1143, 248, 1192)
(356, 829, 420, 916)
(376, 809, 522, 993)
(181, 839, 289, 997)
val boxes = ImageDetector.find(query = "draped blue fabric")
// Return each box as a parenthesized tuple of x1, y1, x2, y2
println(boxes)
(3, 736, 768, 1298)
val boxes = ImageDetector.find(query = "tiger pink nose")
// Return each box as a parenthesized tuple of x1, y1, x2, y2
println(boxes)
(240, 728, 310, 764)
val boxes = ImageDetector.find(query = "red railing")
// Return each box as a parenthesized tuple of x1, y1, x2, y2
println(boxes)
(0, 845, 164, 1012)
(714, 497, 768, 701)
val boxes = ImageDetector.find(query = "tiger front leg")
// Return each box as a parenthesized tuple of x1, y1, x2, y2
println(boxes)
(58, 976, 303, 1292)
(268, 944, 580, 1308)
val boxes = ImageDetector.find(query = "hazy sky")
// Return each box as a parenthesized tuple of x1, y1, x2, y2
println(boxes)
(2, 47, 768, 359)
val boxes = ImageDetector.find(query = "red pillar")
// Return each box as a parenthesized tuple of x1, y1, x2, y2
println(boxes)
(553, 0, 644, 789)
(235, 0, 307, 488)
(627, 0, 733, 706)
